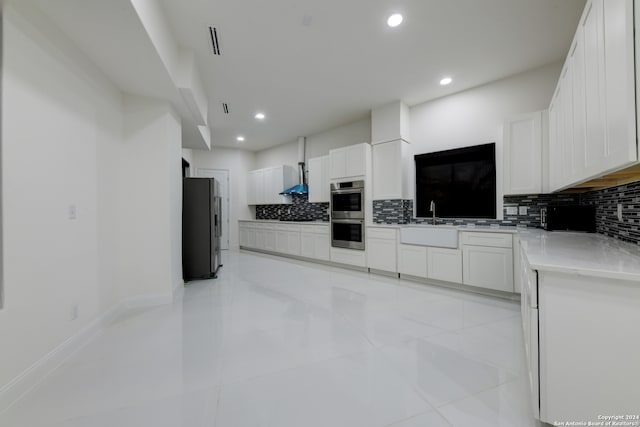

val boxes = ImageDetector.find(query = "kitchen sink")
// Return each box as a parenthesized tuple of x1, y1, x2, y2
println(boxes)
(400, 225, 459, 248)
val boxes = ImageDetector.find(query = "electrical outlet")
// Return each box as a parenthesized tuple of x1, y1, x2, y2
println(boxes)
(519, 206, 528, 216)
(617, 203, 623, 221)
(70, 304, 79, 321)
(505, 206, 518, 216)
(68, 204, 77, 220)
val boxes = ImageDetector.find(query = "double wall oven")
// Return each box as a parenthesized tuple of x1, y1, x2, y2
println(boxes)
(330, 180, 365, 250)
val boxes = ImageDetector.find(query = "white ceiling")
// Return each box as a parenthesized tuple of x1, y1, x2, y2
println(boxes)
(35, 0, 211, 150)
(160, 0, 586, 151)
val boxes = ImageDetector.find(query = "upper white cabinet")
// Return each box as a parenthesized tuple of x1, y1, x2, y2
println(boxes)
(308, 155, 330, 203)
(549, 0, 637, 192)
(329, 143, 370, 180)
(371, 101, 411, 144)
(247, 165, 297, 205)
(503, 111, 544, 195)
(372, 139, 410, 200)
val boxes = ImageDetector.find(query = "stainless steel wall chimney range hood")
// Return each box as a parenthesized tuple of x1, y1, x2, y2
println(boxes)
(280, 137, 308, 195)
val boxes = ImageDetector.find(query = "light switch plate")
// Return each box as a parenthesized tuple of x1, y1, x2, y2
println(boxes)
(68, 204, 77, 220)
(506, 206, 518, 215)
(519, 206, 528, 216)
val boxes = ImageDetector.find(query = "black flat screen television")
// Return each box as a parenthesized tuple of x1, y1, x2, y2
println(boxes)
(415, 143, 496, 219)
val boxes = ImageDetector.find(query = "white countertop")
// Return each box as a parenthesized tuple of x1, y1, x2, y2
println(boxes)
(239, 219, 329, 225)
(519, 230, 640, 282)
(367, 223, 520, 234)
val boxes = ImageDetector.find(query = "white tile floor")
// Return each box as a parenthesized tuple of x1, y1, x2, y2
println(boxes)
(0, 251, 539, 427)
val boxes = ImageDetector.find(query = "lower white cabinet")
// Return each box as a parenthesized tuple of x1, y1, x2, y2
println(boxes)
(366, 227, 397, 272)
(330, 247, 366, 267)
(462, 246, 513, 292)
(428, 247, 462, 283)
(519, 256, 640, 423)
(300, 232, 330, 261)
(264, 229, 276, 252)
(240, 221, 328, 261)
(275, 227, 301, 256)
(461, 231, 514, 293)
(398, 244, 427, 278)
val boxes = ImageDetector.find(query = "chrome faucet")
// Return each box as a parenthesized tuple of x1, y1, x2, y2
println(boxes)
(429, 200, 436, 225)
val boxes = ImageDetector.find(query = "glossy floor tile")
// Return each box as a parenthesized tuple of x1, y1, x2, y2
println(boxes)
(0, 250, 535, 426)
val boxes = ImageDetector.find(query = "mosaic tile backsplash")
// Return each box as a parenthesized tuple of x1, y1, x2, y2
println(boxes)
(373, 195, 579, 228)
(582, 180, 640, 245)
(373, 180, 640, 245)
(256, 180, 640, 244)
(256, 193, 329, 222)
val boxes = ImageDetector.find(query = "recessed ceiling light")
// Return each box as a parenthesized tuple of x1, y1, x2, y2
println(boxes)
(254, 112, 265, 120)
(440, 77, 453, 86)
(236, 136, 245, 142)
(387, 14, 403, 28)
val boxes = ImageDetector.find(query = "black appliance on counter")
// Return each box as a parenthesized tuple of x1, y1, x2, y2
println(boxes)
(182, 178, 222, 280)
(540, 205, 596, 232)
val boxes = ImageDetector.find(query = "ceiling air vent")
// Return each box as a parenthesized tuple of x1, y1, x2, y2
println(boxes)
(209, 26, 221, 55)
(221, 102, 230, 114)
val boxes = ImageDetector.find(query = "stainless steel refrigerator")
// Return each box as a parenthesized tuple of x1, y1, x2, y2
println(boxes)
(182, 178, 222, 280)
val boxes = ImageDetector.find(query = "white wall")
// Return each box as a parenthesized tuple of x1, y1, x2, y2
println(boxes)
(0, 2, 184, 394)
(254, 117, 372, 168)
(190, 148, 255, 248)
(408, 62, 562, 216)
(0, 2, 124, 388)
(117, 96, 183, 300)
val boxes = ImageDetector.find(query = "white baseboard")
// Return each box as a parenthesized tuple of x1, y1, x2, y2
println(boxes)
(0, 287, 183, 413)
(0, 300, 127, 413)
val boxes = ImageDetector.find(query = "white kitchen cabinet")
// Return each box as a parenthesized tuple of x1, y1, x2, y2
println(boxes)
(300, 225, 330, 261)
(582, 0, 606, 177)
(560, 63, 574, 188)
(600, 0, 636, 172)
(264, 228, 276, 252)
(286, 230, 301, 256)
(398, 244, 427, 278)
(503, 111, 544, 195)
(247, 169, 264, 205)
(329, 143, 370, 180)
(308, 156, 330, 203)
(570, 31, 588, 183)
(372, 140, 410, 200)
(239, 224, 249, 247)
(462, 232, 514, 292)
(462, 246, 513, 292)
(548, 94, 562, 192)
(300, 233, 314, 258)
(366, 227, 397, 273)
(548, 0, 637, 191)
(246, 165, 297, 205)
(246, 227, 256, 248)
(255, 227, 265, 249)
(536, 271, 640, 423)
(330, 247, 366, 267)
(276, 227, 288, 253)
(427, 247, 462, 283)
